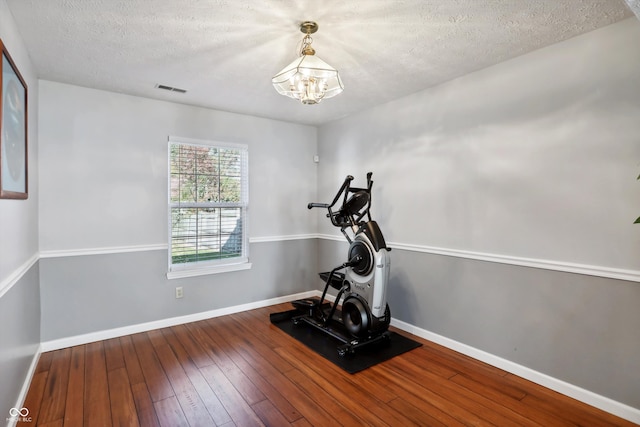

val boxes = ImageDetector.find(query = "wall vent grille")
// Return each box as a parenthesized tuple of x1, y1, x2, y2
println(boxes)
(155, 84, 187, 93)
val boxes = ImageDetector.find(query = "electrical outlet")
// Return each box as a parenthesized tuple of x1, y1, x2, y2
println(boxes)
(175, 286, 183, 299)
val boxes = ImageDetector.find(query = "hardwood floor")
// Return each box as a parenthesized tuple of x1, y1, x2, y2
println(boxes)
(22, 303, 634, 426)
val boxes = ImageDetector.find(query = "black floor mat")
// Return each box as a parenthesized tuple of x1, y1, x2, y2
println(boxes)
(270, 309, 422, 374)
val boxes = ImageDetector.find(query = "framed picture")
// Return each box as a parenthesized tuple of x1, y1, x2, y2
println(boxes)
(0, 39, 28, 199)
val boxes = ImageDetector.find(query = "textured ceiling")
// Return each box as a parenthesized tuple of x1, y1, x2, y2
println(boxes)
(6, 0, 634, 125)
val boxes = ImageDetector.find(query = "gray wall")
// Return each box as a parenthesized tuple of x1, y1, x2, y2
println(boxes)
(0, 0, 41, 419)
(38, 81, 318, 251)
(320, 239, 640, 408)
(317, 19, 640, 409)
(39, 240, 315, 341)
(0, 266, 41, 420)
(37, 81, 319, 342)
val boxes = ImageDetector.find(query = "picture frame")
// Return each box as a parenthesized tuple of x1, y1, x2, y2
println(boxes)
(0, 38, 28, 199)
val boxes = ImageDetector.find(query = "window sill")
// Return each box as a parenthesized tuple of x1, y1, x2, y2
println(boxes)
(167, 261, 252, 279)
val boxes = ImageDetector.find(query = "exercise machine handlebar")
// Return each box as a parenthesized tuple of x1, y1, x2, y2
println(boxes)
(307, 202, 329, 209)
(307, 173, 377, 231)
(308, 175, 354, 210)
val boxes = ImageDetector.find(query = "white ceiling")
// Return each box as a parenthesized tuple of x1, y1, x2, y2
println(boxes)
(6, 0, 634, 126)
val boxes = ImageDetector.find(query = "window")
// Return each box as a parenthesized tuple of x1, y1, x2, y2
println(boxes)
(168, 136, 249, 278)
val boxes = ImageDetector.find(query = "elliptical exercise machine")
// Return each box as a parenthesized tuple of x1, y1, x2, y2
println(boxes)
(291, 172, 392, 356)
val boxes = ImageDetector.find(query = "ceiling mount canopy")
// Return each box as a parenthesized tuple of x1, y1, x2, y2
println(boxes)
(272, 21, 344, 105)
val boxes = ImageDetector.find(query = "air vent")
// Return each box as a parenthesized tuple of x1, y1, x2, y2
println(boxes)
(155, 84, 187, 94)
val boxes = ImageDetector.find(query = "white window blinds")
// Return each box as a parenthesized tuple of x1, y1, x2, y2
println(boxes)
(168, 137, 248, 271)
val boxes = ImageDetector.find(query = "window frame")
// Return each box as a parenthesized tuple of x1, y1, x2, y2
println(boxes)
(166, 136, 250, 279)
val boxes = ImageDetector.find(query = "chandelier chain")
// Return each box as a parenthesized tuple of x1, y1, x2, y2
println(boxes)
(301, 34, 314, 56)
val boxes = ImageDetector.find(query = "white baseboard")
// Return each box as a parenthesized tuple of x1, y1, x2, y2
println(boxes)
(40, 291, 317, 352)
(9, 345, 42, 427)
(36, 290, 639, 424)
(390, 318, 640, 425)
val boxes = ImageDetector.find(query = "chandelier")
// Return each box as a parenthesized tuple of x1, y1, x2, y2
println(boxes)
(272, 21, 344, 105)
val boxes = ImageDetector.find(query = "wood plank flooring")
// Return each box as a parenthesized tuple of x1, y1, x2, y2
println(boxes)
(22, 303, 635, 426)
